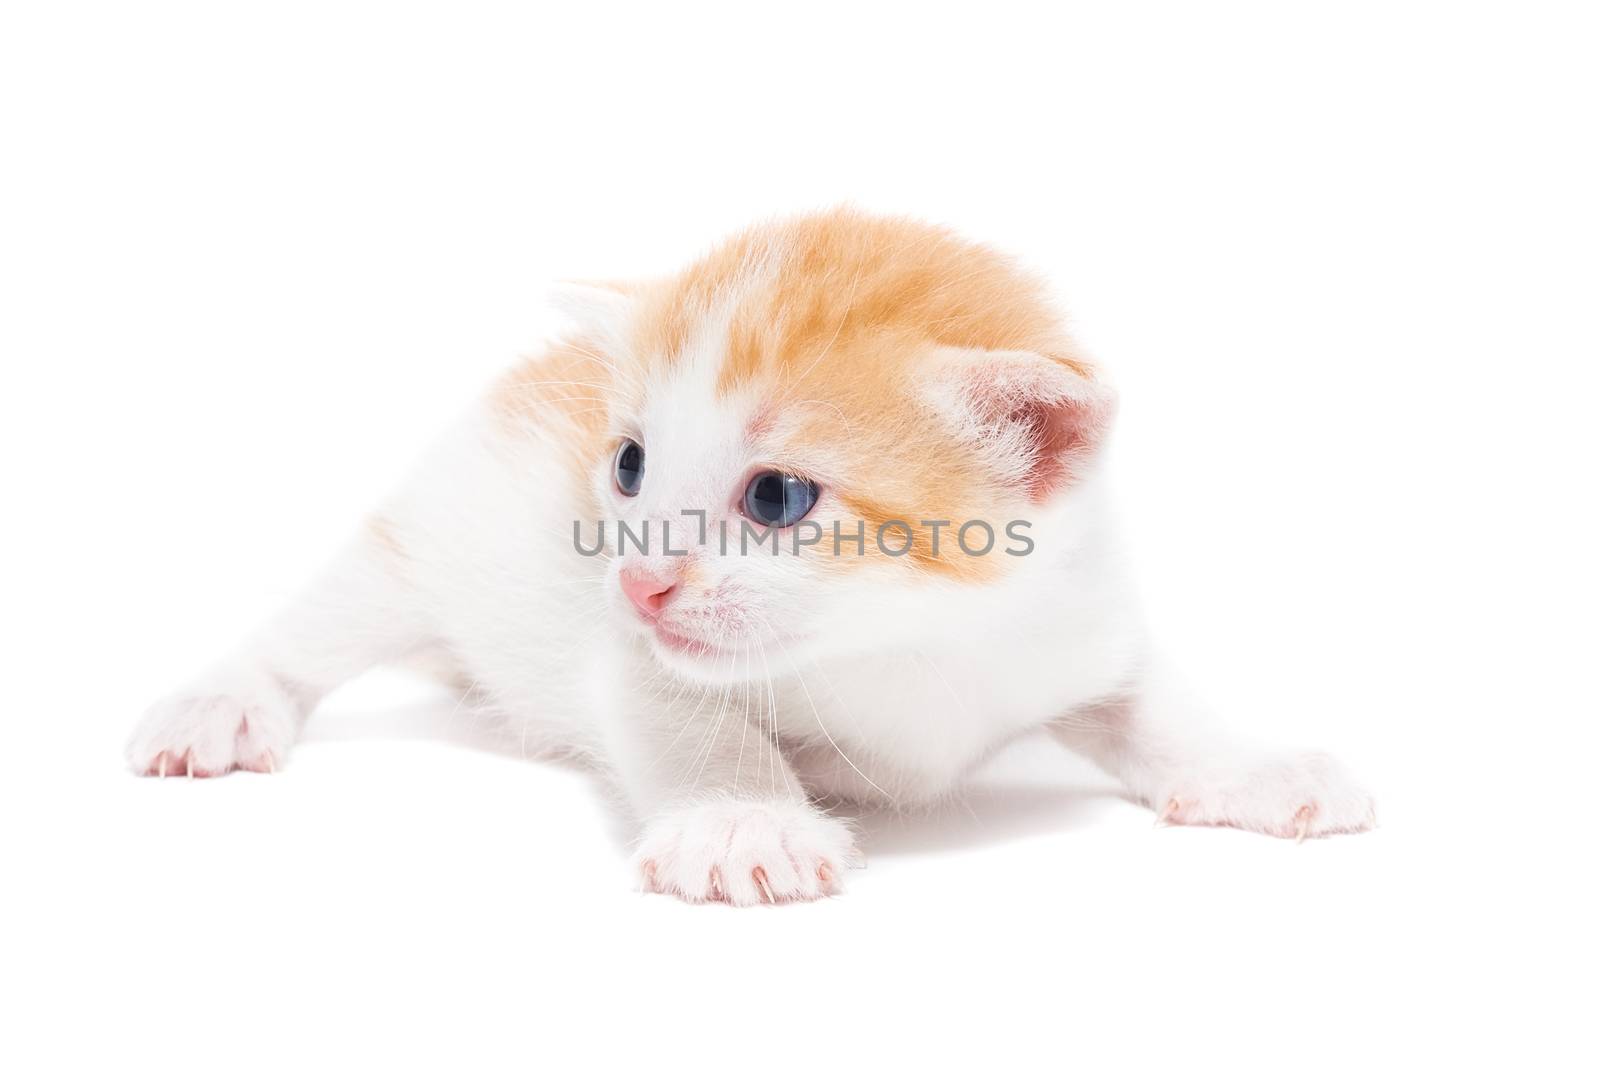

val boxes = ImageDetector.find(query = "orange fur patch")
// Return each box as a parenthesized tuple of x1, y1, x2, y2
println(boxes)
(632, 209, 1091, 388)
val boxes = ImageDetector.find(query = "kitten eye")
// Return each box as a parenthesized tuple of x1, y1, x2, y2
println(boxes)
(614, 439, 644, 496)
(743, 471, 819, 528)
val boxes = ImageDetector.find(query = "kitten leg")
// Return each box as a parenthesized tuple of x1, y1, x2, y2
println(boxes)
(1048, 672, 1376, 839)
(126, 525, 428, 777)
(607, 664, 856, 905)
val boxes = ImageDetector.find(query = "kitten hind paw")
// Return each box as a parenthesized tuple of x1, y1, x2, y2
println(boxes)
(1156, 751, 1375, 839)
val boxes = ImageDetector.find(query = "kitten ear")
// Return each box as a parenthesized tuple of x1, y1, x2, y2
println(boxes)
(548, 280, 637, 351)
(926, 346, 1116, 502)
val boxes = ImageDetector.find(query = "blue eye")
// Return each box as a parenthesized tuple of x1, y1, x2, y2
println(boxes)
(614, 439, 644, 496)
(743, 471, 819, 527)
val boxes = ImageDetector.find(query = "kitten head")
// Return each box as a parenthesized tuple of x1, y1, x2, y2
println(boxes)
(508, 209, 1114, 681)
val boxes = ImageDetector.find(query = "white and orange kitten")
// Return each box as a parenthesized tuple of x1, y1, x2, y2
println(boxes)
(127, 210, 1374, 904)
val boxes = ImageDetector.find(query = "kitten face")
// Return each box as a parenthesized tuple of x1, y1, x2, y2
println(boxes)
(550, 210, 1116, 681)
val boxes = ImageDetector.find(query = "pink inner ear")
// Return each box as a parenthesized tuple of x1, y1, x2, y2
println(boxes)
(959, 356, 1114, 502)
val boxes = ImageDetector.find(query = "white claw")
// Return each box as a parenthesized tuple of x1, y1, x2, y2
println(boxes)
(186, 755, 194, 780)
(1155, 796, 1180, 828)
(157, 753, 167, 779)
(1294, 805, 1313, 844)
(263, 752, 275, 774)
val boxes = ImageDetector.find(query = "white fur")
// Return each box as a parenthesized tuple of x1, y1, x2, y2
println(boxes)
(127, 286, 1374, 903)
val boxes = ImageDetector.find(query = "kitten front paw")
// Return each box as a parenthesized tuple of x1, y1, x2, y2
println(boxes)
(126, 663, 301, 777)
(1157, 751, 1375, 840)
(633, 798, 856, 906)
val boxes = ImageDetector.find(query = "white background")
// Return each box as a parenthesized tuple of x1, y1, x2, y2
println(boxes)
(3, 2, 1596, 1063)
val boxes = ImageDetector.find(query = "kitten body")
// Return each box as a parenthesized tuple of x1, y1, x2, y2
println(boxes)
(128, 211, 1374, 904)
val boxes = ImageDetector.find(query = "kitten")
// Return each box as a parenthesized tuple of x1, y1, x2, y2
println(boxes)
(126, 209, 1375, 904)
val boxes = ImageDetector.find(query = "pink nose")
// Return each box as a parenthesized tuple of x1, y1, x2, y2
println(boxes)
(620, 568, 678, 620)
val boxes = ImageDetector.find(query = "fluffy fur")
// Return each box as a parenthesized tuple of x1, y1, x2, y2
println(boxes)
(127, 209, 1374, 904)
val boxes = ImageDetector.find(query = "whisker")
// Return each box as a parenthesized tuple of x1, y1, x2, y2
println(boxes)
(761, 618, 893, 802)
